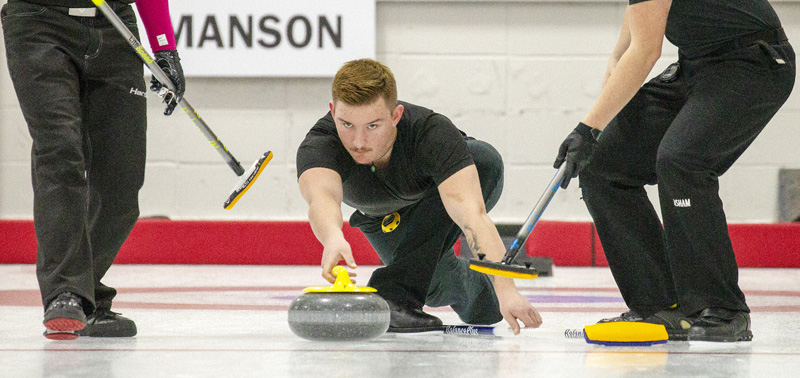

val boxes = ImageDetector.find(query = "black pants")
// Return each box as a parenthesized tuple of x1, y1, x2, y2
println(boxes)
(580, 40, 795, 318)
(2, 0, 147, 313)
(350, 139, 504, 324)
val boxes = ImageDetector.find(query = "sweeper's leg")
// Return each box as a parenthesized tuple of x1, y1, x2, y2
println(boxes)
(579, 74, 683, 319)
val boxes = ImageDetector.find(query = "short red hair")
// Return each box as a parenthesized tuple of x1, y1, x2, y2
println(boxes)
(331, 59, 397, 108)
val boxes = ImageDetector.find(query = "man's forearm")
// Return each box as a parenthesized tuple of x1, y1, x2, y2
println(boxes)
(585, 2, 668, 130)
(462, 214, 506, 262)
(307, 200, 345, 247)
(462, 214, 520, 290)
(582, 44, 660, 130)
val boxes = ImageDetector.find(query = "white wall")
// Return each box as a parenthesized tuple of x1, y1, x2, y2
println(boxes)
(1, 0, 798, 223)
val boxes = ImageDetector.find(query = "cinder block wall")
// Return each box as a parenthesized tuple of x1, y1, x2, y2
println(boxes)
(1, 0, 798, 223)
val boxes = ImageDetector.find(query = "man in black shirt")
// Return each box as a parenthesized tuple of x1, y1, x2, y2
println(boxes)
(297, 59, 542, 333)
(554, 0, 794, 341)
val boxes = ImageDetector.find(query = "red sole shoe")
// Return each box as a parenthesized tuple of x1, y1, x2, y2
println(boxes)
(44, 330, 79, 340)
(44, 318, 86, 332)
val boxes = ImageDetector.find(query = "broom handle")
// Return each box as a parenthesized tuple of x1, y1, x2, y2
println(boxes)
(501, 164, 567, 265)
(92, 0, 245, 176)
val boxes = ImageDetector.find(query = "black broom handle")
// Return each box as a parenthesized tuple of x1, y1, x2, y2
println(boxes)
(501, 164, 567, 265)
(92, 0, 245, 176)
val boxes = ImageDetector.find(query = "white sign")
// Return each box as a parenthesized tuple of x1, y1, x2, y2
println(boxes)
(135, 0, 376, 77)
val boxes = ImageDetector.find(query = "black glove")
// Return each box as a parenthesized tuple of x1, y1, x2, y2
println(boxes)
(553, 122, 598, 189)
(150, 50, 185, 116)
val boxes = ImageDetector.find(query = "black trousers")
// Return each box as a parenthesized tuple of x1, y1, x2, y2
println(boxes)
(2, 0, 147, 313)
(580, 40, 795, 318)
(350, 138, 504, 324)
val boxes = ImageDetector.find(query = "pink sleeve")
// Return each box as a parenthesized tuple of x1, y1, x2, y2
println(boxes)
(135, 0, 177, 51)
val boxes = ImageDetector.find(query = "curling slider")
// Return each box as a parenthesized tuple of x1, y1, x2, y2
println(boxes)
(442, 322, 668, 346)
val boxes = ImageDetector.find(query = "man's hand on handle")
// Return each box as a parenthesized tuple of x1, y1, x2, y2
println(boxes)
(553, 122, 598, 189)
(150, 50, 185, 115)
(320, 237, 358, 284)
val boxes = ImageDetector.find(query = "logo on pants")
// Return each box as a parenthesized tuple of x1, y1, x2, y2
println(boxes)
(673, 199, 691, 208)
(129, 87, 147, 98)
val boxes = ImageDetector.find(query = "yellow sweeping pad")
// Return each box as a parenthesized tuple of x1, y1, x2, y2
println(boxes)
(468, 259, 538, 279)
(583, 322, 668, 346)
(224, 151, 273, 210)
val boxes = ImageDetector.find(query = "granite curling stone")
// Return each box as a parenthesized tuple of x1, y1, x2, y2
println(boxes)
(288, 266, 390, 341)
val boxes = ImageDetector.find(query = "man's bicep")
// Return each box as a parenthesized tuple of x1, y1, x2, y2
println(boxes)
(298, 167, 344, 205)
(437, 164, 485, 227)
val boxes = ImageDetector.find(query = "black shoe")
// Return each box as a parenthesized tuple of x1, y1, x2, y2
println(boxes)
(598, 310, 643, 323)
(77, 308, 137, 337)
(688, 308, 753, 342)
(643, 308, 693, 341)
(385, 300, 443, 333)
(598, 307, 692, 341)
(43, 292, 86, 340)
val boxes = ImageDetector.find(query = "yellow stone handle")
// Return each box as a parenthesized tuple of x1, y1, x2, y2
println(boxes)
(331, 266, 355, 290)
(303, 266, 376, 293)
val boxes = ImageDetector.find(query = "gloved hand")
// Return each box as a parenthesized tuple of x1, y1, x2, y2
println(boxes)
(150, 50, 185, 116)
(553, 122, 598, 189)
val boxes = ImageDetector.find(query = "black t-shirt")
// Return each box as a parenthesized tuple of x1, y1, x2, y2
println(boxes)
(629, 0, 782, 57)
(296, 101, 473, 217)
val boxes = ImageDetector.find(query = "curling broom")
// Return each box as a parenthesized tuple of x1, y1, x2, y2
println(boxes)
(91, 0, 272, 210)
(440, 322, 668, 346)
(468, 164, 567, 279)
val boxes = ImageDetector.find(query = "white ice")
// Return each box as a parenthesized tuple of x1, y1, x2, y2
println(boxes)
(1, 265, 799, 378)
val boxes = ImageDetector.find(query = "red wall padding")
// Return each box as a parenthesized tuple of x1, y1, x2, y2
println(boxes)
(1, 220, 798, 267)
(115, 220, 383, 265)
(729, 223, 800, 268)
(0, 220, 37, 264)
(592, 223, 800, 268)
(525, 221, 595, 266)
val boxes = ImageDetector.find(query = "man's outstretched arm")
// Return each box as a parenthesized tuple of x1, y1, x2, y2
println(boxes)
(299, 167, 357, 283)
(438, 165, 543, 333)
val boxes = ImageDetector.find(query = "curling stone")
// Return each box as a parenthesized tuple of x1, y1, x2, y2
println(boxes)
(288, 266, 390, 341)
